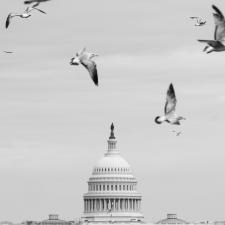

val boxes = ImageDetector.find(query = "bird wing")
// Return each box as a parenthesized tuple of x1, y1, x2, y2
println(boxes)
(212, 5, 225, 42)
(24, 0, 50, 4)
(79, 47, 86, 56)
(33, 7, 46, 14)
(25, 6, 31, 13)
(5, 14, 12, 29)
(3, 51, 13, 53)
(164, 83, 177, 116)
(32, 2, 40, 7)
(190, 16, 198, 20)
(81, 59, 98, 86)
(198, 39, 225, 47)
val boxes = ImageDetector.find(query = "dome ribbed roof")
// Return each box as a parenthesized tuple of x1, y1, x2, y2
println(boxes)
(95, 155, 130, 168)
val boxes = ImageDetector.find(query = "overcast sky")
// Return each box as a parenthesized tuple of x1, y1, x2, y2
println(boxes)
(0, 0, 225, 223)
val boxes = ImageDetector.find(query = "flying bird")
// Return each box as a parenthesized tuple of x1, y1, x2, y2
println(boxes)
(198, 5, 225, 53)
(3, 51, 13, 54)
(24, 0, 51, 4)
(155, 83, 185, 125)
(172, 130, 182, 136)
(6, 3, 46, 29)
(70, 47, 99, 86)
(190, 17, 206, 26)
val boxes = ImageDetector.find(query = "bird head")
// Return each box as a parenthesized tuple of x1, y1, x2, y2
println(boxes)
(70, 57, 79, 65)
(154, 116, 162, 124)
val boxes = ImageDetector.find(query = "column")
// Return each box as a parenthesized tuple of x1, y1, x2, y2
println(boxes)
(138, 199, 141, 211)
(113, 199, 116, 211)
(91, 199, 94, 212)
(104, 199, 107, 211)
(84, 200, 87, 212)
(99, 199, 102, 211)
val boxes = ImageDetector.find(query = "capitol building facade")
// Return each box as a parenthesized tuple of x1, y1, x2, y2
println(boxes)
(2, 124, 224, 225)
(82, 123, 143, 223)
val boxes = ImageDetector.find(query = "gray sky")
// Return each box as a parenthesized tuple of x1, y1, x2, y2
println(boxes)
(0, 0, 225, 223)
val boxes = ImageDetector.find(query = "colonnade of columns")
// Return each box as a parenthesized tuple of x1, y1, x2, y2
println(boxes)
(84, 198, 141, 213)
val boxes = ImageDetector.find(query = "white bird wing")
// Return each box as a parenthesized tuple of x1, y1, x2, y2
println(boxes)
(212, 5, 225, 42)
(164, 83, 177, 116)
(81, 59, 98, 86)
(78, 47, 86, 56)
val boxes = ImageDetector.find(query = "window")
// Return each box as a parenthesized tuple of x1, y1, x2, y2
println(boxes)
(111, 185, 113, 191)
(115, 185, 117, 191)
(107, 185, 109, 191)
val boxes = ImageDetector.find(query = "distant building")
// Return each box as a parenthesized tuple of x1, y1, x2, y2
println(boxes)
(156, 214, 189, 224)
(0, 222, 14, 225)
(214, 222, 225, 225)
(21, 221, 40, 225)
(40, 215, 72, 225)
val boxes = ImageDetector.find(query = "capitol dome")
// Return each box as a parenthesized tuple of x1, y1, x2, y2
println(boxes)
(82, 123, 144, 223)
(95, 154, 131, 170)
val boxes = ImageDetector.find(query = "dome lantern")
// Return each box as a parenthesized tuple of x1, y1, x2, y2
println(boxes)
(106, 123, 118, 155)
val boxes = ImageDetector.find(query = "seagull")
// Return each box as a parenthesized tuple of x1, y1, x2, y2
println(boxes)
(3, 51, 13, 54)
(190, 17, 206, 26)
(172, 130, 182, 136)
(198, 5, 225, 53)
(24, 0, 51, 4)
(155, 83, 185, 125)
(70, 47, 99, 86)
(6, 3, 46, 29)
